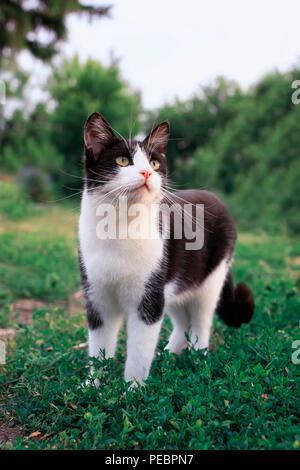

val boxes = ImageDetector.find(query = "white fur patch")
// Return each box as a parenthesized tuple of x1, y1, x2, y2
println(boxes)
(79, 190, 163, 311)
(165, 258, 230, 353)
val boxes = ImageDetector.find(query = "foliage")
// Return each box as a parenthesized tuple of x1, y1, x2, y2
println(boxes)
(0, 181, 40, 219)
(146, 77, 243, 176)
(49, 56, 142, 192)
(0, 57, 142, 195)
(148, 70, 300, 234)
(0, 0, 110, 62)
(2, 63, 299, 232)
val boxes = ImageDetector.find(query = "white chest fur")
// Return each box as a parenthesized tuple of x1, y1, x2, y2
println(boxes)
(78, 191, 163, 311)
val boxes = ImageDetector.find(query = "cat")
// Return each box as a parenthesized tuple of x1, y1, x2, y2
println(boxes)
(78, 112, 254, 387)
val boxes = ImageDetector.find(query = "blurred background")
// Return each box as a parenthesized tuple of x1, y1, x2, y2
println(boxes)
(0, 0, 300, 235)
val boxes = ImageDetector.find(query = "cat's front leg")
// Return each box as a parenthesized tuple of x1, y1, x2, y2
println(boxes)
(87, 300, 124, 386)
(124, 289, 164, 386)
(124, 314, 163, 386)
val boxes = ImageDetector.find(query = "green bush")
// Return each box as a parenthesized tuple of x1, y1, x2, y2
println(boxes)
(149, 69, 300, 234)
(0, 57, 142, 196)
(20, 168, 53, 203)
(0, 181, 39, 219)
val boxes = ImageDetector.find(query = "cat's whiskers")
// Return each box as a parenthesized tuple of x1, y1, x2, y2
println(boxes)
(160, 188, 211, 233)
(48, 190, 85, 204)
(90, 181, 142, 210)
(162, 184, 219, 218)
(58, 168, 86, 181)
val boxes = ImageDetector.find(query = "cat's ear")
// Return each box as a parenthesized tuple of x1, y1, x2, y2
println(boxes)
(84, 112, 116, 160)
(143, 121, 170, 156)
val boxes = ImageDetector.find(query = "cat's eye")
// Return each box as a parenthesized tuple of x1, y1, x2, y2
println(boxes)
(116, 156, 130, 167)
(150, 159, 160, 171)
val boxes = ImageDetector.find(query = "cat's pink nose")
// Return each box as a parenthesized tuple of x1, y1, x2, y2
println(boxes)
(140, 170, 152, 179)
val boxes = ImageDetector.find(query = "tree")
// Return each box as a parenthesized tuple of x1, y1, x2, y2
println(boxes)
(149, 68, 300, 234)
(1, 56, 142, 197)
(0, 0, 111, 62)
(48, 56, 142, 192)
(146, 77, 242, 176)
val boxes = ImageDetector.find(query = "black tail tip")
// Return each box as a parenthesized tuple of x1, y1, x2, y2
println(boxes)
(217, 278, 255, 328)
(234, 282, 255, 326)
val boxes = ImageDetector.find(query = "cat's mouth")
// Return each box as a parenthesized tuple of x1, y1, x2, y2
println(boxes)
(137, 182, 151, 192)
(129, 182, 151, 193)
(126, 181, 160, 202)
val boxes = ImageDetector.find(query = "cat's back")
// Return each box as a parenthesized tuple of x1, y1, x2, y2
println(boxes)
(161, 189, 237, 286)
(163, 189, 232, 217)
(163, 189, 236, 233)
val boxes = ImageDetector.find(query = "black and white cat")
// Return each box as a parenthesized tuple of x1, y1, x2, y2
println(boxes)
(78, 112, 254, 386)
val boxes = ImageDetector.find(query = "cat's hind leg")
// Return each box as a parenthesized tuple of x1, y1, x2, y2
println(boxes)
(165, 303, 190, 354)
(188, 259, 229, 351)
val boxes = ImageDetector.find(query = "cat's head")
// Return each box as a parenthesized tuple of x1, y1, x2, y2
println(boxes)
(83, 112, 169, 204)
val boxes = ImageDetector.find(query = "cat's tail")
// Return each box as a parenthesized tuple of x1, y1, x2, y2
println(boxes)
(217, 271, 254, 327)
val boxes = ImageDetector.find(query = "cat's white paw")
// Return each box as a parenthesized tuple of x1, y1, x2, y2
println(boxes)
(127, 378, 145, 391)
(165, 341, 187, 355)
(78, 376, 100, 390)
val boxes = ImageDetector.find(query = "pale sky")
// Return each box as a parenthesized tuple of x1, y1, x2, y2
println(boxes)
(22, 0, 300, 110)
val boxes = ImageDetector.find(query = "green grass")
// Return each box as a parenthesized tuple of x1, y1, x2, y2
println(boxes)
(0, 182, 80, 308)
(0, 233, 79, 307)
(0, 182, 299, 450)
